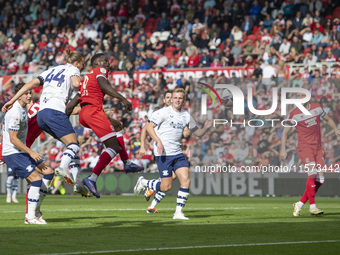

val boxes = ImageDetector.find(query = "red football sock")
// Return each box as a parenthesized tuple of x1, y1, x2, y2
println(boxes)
(92, 148, 117, 176)
(117, 131, 129, 162)
(26, 187, 29, 214)
(306, 175, 317, 204)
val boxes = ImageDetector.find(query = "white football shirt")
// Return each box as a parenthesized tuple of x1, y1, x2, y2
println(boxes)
(2, 101, 28, 156)
(38, 63, 80, 113)
(150, 106, 198, 156)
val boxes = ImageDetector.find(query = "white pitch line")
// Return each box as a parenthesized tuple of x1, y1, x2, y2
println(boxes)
(38, 240, 340, 255)
(1, 207, 255, 213)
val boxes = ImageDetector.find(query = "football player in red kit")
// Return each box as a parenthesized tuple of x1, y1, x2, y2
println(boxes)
(79, 53, 143, 198)
(281, 93, 340, 216)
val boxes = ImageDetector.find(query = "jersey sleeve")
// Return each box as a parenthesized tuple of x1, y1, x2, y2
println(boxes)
(149, 108, 166, 126)
(95, 67, 109, 80)
(6, 111, 20, 132)
(188, 115, 198, 133)
(69, 65, 81, 78)
(37, 69, 51, 83)
(319, 104, 326, 118)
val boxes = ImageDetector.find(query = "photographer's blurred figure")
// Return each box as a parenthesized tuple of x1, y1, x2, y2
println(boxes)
(50, 175, 66, 195)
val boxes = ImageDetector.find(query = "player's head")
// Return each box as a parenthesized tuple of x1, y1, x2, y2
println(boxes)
(163, 91, 172, 107)
(91, 53, 109, 70)
(66, 49, 85, 72)
(15, 83, 32, 104)
(172, 88, 186, 110)
(296, 91, 310, 107)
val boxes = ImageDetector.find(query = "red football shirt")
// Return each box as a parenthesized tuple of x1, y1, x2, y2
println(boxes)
(288, 103, 325, 149)
(27, 101, 43, 148)
(79, 67, 109, 107)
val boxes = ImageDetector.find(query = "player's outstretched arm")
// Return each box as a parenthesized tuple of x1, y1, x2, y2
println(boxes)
(280, 126, 291, 160)
(323, 114, 340, 137)
(2, 78, 41, 113)
(9, 130, 43, 162)
(97, 76, 132, 112)
(192, 119, 213, 137)
(65, 93, 80, 117)
(146, 122, 163, 155)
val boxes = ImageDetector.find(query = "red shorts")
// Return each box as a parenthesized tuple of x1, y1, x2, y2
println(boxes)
(26, 123, 43, 148)
(0, 143, 4, 164)
(297, 146, 325, 169)
(79, 105, 116, 142)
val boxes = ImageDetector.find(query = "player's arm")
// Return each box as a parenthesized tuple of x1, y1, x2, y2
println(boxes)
(97, 76, 132, 111)
(279, 126, 291, 160)
(146, 121, 163, 155)
(183, 126, 191, 138)
(71, 76, 81, 88)
(323, 114, 340, 137)
(2, 78, 41, 112)
(139, 125, 147, 156)
(9, 130, 43, 162)
(65, 93, 80, 117)
(192, 119, 213, 137)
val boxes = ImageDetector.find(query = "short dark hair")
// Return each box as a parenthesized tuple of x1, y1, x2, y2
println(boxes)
(14, 83, 25, 94)
(164, 91, 172, 98)
(91, 53, 106, 67)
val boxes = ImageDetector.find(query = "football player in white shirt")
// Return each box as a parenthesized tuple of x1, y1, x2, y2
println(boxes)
(2, 84, 54, 224)
(2, 50, 85, 186)
(134, 88, 212, 220)
(139, 91, 191, 213)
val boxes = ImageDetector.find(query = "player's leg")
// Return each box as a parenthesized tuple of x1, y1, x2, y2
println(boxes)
(37, 109, 78, 185)
(35, 161, 54, 222)
(83, 136, 120, 198)
(69, 156, 92, 197)
(6, 167, 14, 203)
(173, 166, 190, 220)
(134, 155, 173, 196)
(135, 176, 171, 194)
(25, 184, 31, 219)
(25, 170, 46, 224)
(11, 175, 19, 203)
(109, 117, 144, 173)
(293, 149, 321, 216)
(315, 150, 325, 192)
(146, 173, 177, 211)
(57, 132, 79, 185)
(147, 191, 166, 213)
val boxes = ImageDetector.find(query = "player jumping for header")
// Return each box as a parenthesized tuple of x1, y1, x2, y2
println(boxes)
(75, 53, 144, 198)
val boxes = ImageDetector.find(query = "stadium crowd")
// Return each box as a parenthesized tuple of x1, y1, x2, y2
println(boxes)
(0, 0, 340, 173)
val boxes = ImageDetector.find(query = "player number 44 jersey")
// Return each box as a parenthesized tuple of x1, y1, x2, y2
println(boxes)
(38, 63, 80, 113)
(79, 67, 109, 107)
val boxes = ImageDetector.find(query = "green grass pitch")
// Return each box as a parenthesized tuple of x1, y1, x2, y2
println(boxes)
(1, 195, 340, 255)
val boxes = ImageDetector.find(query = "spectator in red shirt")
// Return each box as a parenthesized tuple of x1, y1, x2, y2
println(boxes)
(324, 49, 338, 62)
(117, 4, 128, 25)
(187, 49, 199, 67)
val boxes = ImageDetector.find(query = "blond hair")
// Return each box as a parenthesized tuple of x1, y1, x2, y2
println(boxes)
(172, 87, 186, 97)
(66, 49, 84, 64)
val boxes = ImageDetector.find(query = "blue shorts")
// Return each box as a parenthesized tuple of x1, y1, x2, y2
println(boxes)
(155, 154, 189, 178)
(37, 109, 75, 139)
(3, 153, 38, 179)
